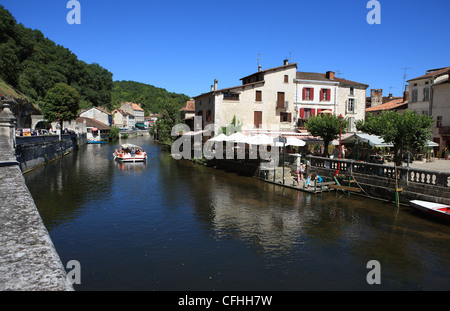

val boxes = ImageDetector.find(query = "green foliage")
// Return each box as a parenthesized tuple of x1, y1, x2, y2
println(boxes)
(40, 83, 80, 123)
(0, 5, 113, 109)
(306, 114, 349, 157)
(109, 127, 120, 141)
(356, 110, 433, 165)
(111, 80, 190, 115)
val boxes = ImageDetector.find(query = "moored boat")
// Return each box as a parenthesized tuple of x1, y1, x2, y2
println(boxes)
(409, 200, 450, 223)
(113, 144, 147, 162)
(88, 140, 106, 144)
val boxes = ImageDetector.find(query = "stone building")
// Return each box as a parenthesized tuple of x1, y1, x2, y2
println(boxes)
(194, 60, 298, 133)
(294, 71, 369, 132)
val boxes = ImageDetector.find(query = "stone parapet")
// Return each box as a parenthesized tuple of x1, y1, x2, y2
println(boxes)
(0, 135, 73, 291)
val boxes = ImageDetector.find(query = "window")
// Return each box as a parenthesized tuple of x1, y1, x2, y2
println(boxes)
(223, 93, 239, 101)
(350, 87, 354, 96)
(347, 98, 356, 113)
(423, 87, 430, 101)
(302, 88, 314, 101)
(280, 112, 292, 122)
(205, 110, 212, 123)
(277, 92, 287, 109)
(255, 90, 262, 102)
(254, 111, 262, 129)
(284, 75, 289, 83)
(437, 116, 443, 128)
(320, 89, 331, 101)
(411, 89, 418, 102)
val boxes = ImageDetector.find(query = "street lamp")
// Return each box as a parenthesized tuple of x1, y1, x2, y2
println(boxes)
(336, 114, 344, 176)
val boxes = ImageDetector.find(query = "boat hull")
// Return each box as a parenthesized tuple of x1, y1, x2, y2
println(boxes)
(410, 200, 450, 223)
(113, 153, 147, 162)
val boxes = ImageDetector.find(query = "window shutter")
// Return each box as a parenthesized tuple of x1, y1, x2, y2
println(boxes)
(327, 89, 331, 101)
(311, 109, 316, 116)
(320, 89, 323, 101)
(302, 88, 306, 100)
(354, 98, 357, 112)
(317, 109, 322, 115)
(288, 113, 292, 122)
(311, 88, 314, 101)
(300, 108, 305, 119)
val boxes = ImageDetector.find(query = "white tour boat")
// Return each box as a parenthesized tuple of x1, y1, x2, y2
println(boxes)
(409, 200, 450, 223)
(113, 144, 147, 162)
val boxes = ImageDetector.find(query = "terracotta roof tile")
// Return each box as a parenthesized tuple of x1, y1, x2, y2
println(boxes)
(366, 98, 408, 112)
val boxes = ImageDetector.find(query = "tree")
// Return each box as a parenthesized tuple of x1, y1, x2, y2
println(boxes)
(40, 83, 80, 131)
(305, 114, 349, 157)
(356, 110, 433, 166)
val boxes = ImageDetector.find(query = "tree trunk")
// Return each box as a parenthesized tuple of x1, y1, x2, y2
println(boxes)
(323, 141, 330, 158)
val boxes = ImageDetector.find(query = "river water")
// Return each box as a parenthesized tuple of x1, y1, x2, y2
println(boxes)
(24, 137, 450, 291)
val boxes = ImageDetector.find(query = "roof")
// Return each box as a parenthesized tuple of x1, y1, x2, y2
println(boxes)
(239, 63, 298, 81)
(296, 72, 369, 88)
(194, 62, 296, 98)
(121, 102, 144, 111)
(407, 66, 450, 82)
(76, 117, 110, 130)
(80, 106, 111, 115)
(366, 98, 408, 112)
(179, 99, 195, 112)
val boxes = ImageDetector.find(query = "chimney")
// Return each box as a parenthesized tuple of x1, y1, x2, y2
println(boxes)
(403, 90, 409, 102)
(370, 89, 383, 107)
(258, 65, 262, 72)
(211, 85, 214, 92)
(326, 71, 335, 80)
(283, 59, 289, 66)
(214, 79, 218, 91)
(389, 93, 393, 99)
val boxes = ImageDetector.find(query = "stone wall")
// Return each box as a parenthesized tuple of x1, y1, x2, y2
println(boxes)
(16, 134, 86, 173)
(0, 136, 73, 291)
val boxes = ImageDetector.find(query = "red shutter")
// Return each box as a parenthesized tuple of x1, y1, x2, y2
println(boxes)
(310, 88, 314, 101)
(320, 89, 324, 101)
(328, 89, 331, 101)
(302, 88, 306, 100)
(317, 109, 322, 115)
(311, 109, 316, 116)
(300, 108, 304, 119)
(288, 113, 292, 122)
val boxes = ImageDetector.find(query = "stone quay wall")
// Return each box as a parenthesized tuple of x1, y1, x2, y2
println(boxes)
(16, 134, 86, 173)
(0, 135, 73, 291)
(306, 155, 450, 205)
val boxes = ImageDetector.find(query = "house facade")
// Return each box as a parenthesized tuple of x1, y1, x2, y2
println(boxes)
(112, 109, 135, 129)
(408, 67, 450, 154)
(79, 106, 112, 127)
(194, 60, 297, 133)
(294, 71, 368, 132)
(120, 102, 145, 126)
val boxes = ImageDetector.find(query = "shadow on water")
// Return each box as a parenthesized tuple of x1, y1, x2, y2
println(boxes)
(24, 137, 450, 291)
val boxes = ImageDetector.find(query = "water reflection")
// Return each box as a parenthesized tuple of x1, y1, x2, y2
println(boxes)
(24, 137, 450, 290)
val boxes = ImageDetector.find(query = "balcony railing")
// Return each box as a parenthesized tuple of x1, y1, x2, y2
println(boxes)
(439, 126, 450, 135)
(276, 101, 289, 110)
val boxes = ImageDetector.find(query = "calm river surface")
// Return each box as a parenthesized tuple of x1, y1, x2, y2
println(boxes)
(24, 137, 450, 291)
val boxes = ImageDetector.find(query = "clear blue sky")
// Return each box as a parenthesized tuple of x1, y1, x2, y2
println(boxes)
(1, 0, 449, 98)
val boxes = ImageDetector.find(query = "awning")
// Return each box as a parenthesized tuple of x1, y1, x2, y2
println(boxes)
(135, 123, 146, 129)
(91, 128, 99, 132)
(341, 133, 394, 148)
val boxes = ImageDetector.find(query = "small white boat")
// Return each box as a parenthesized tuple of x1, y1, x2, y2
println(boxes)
(113, 144, 147, 162)
(409, 200, 450, 223)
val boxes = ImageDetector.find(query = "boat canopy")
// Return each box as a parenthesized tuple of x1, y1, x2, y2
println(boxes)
(121, 144, 144, 150)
